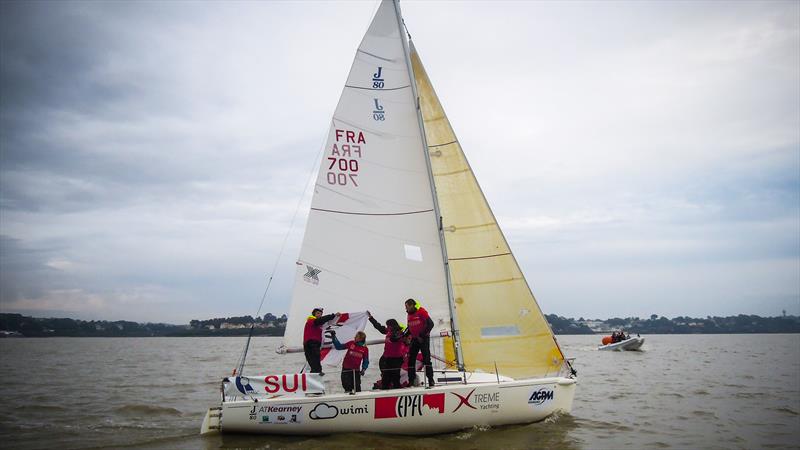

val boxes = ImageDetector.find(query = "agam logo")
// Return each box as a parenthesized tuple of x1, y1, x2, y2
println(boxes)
(528, 388, 554, 405)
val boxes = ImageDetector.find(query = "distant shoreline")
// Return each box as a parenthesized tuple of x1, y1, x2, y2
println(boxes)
(1, 312, 798, 338)
(3, 331, 800, 338)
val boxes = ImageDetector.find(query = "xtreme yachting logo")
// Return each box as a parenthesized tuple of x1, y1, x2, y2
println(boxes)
(451, 388, 501, 412)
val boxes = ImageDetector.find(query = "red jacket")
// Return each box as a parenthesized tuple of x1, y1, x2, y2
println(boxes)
(303, 313, 335, 344)
(368, 316, 405, 358)
(383, 330, 406, 358)
(407, 307, 432, 338)
(342, 341, 369, 370)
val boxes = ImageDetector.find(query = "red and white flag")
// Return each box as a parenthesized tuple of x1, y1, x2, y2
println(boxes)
(319, 311, 369, 367)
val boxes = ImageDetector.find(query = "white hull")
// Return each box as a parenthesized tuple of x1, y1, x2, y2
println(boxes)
(598, 337, 645, 351)
(202, 376, 575, 435)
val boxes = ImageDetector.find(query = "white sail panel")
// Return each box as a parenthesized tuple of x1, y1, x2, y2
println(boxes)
(283, 0, 451, 350)
(411, 44, 566, 379)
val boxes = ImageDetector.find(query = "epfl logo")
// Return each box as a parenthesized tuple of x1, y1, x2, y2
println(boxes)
(528, 388, 554, 405)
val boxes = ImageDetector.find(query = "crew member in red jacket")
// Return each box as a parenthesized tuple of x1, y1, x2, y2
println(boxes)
(303, 308, 339, 374)
(404, 298, 435, 387)
(367, 311, 405, 389)
(332, 330, 369, 393)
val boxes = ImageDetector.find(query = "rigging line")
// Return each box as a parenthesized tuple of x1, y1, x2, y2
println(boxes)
(235, 130, 328, 376)
(310, 207, 433, 216)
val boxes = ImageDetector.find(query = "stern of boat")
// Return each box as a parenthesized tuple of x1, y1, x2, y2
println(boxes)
(200, 406, 222, 435)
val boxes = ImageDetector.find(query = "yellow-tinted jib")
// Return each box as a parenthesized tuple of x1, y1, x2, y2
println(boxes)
(411, 43, 566, 379)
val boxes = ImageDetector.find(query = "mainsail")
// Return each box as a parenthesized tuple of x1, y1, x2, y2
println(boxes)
(410, 45, 566, 379)
(283, 0, 452, 350)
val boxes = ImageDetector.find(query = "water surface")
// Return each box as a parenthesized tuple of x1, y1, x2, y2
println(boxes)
(0, 334, 797, 449)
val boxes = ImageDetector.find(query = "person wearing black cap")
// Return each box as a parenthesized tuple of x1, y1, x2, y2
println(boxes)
(303, 307, 339, 374)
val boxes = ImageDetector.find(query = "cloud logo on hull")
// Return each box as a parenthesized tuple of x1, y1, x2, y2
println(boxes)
(310, 403, 338, 420)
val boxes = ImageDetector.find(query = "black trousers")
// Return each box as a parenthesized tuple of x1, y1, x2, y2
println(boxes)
(303, 340, 322, 373)
(341, 368, 361, 392)
(381, 356, 403, 389)
(407, 336, 433, 385)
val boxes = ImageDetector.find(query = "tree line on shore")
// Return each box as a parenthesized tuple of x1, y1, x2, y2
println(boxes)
(545, 313, 800, 334)
(0, 313, 287, 337)
(1, 312, 797, 337)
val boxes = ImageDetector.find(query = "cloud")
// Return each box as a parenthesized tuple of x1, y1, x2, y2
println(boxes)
(0, 1, 797, 324)
(309, 403, 338, 420)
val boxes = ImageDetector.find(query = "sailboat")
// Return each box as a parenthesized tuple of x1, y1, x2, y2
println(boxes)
(201, 0, 576, 435)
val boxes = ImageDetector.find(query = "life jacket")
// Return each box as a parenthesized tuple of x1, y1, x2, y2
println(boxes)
(383, 329, 405, 358)
(407, 306, 430, 338)
(342, 341, 369, 370)
(303, 316, 323, 344)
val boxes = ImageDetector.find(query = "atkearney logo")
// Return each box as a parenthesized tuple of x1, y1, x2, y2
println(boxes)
(374, 393, 445, 419)
(251, 405, 303, 425)
(253, 405, 302, 414)
(528, 388, 554, 405)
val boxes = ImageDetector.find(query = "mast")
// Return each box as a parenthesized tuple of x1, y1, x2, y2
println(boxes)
(392, 0, 465, 371)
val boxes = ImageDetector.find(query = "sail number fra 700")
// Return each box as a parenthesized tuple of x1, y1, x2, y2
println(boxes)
(327, 129, 365, 187)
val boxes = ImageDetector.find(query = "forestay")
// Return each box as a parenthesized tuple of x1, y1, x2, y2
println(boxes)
(411, 45, 566, 379)
(283, 0, 451, 350)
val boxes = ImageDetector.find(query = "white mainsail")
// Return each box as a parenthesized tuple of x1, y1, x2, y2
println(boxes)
(283, 0, 451, 350)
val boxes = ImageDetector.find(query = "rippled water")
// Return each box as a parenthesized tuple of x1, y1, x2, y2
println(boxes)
(0, 334, 798, 449)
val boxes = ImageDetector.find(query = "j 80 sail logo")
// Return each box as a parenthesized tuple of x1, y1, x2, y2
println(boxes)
(374, 393, 445, 419)
(528, 388, 554, 405)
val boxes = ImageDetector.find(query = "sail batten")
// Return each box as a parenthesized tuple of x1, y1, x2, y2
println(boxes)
(345, 84, 411, 91)
(310, 207, 433, 216)
(449, 252, 511, 261)
(428, 140, 458, 148)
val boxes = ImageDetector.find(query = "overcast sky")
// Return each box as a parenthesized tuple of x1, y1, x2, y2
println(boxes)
(1, 0, 798, 324)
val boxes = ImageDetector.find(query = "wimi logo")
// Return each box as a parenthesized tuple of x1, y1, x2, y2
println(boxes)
(528, 388, 554, 405)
